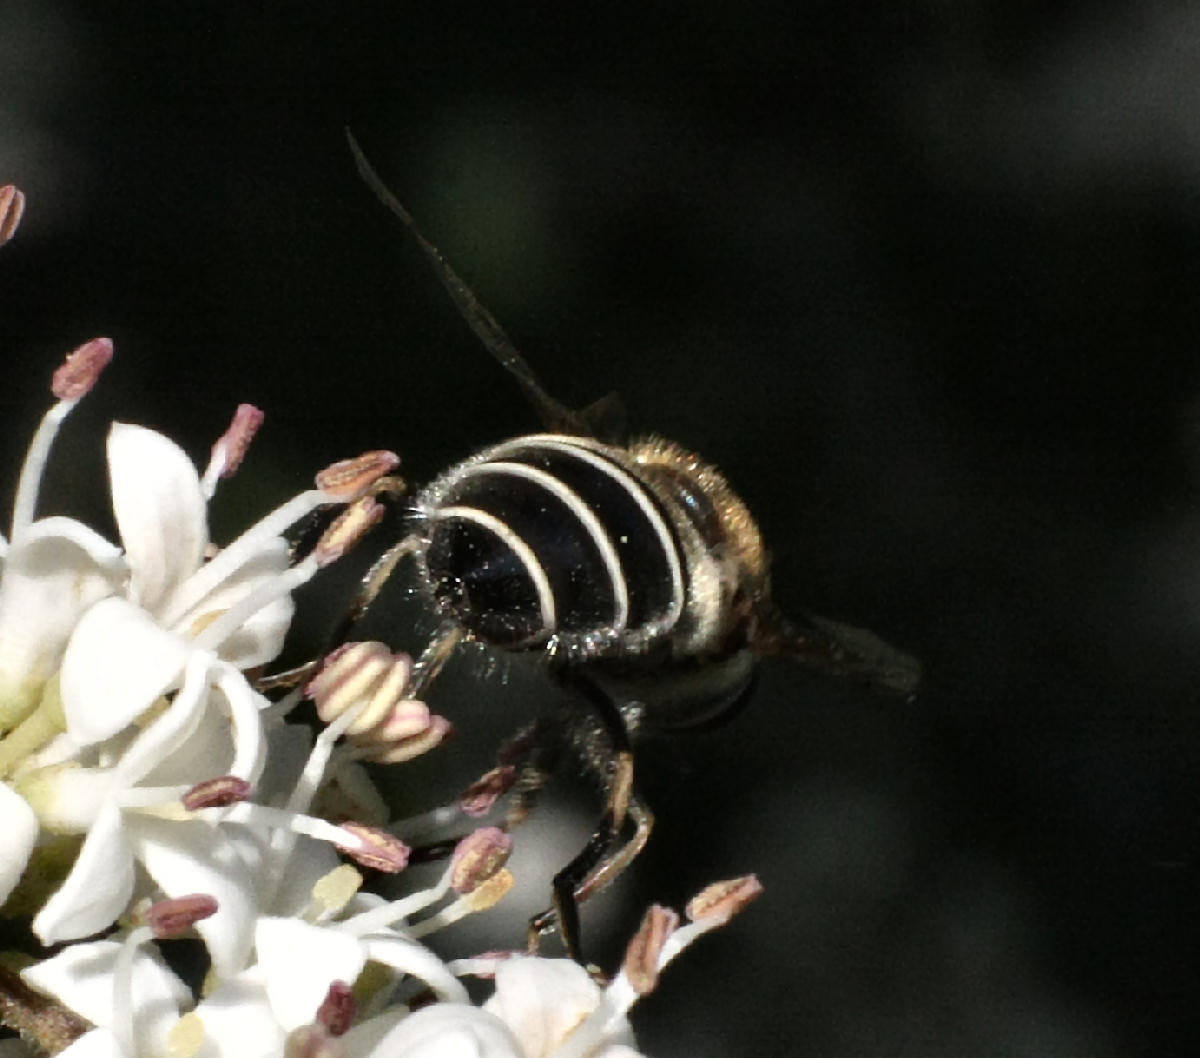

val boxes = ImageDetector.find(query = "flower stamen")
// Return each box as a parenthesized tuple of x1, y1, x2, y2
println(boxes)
(312, 497, 385, 567)
(334, 822, 411, 874)
(143, 893, 220, 939)
(182, 775, 253, 811)
(315, 980, 355, 1036)
(0, 184, 26, 247)
(448, 827, 513, 896)
(314, 451, 400, 502)
(12, 338, 114, 538)
(202, 403, 265, 498)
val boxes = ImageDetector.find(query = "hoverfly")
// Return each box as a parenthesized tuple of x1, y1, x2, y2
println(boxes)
(333, 132, 919, 962)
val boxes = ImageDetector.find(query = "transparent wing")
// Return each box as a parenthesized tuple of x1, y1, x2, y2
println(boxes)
(763, 610, 922, 699)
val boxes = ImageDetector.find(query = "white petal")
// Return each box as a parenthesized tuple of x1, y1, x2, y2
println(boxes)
(255, 718, 315, 801)
(14, 516, 126, 569)
(215, 722, 339, 921)
(111, 651, 217, 786)
(164, 536, 294, 668)
(140, 704, 238, 788)
(129, 815, 257, 982)
(361, 935, 470, 1005)
(212, 663, 266, 783)
(361, 1004, 522, 1058)
(22, 938, 188, 1041)
(53, 1030, 126, 1058)
(189, 968, 286, 1058)
(32, 804, 134, 944)
(108, 423, 207, 614)
(484, 958, 631, 1058)
(23, 730, 87, 771)
(0, 517, 126, 725)
(217, 593, 294, 670)
(0, 783, 37, 904)
(255, 917, 366, 1031)
(60, 597, 192, 745)
(319, 759, 389, 827)
(18, 763, 116, 833)
(261, 835, 340, 919)
(140, 666, 264, 789)
(338, 1009, 404, 1057)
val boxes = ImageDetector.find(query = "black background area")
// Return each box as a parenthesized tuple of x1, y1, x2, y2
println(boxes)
(3, 5, 1200, 1056)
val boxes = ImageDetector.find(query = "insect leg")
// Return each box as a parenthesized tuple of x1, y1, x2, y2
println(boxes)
(402, 676, 651, 968)
(570, 795, 654, 908)
(527, 784, 654, 969)
(524, 670, 649, 964)
(405, 620, 466, 698)
(326, 532, 424, 649)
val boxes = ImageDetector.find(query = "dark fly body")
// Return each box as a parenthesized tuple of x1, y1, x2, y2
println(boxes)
(334, 132, 920, 963)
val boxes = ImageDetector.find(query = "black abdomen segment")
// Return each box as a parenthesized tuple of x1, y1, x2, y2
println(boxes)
(422, 435, 685, 650)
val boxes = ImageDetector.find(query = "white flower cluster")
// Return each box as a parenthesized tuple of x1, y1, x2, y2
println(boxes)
(0, 186, 759, 1058)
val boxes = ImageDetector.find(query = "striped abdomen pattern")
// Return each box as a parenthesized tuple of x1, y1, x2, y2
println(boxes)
(418, 434, 687, 652)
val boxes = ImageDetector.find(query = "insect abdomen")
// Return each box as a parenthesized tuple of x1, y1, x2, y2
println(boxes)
(420, 435, 685, 651)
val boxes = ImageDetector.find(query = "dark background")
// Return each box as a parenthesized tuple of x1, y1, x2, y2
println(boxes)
(3, 4, 1199, 1055)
